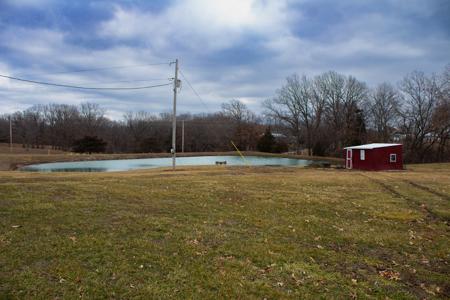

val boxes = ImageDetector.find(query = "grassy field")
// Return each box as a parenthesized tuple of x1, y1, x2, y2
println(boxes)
(0, 161, 449, 298)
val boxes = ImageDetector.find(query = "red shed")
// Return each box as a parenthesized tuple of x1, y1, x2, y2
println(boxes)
(343, 143, 403, 171)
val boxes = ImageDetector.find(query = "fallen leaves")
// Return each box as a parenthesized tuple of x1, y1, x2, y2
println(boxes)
(332, 225, 344, 232)
(290, 272, 305, 286)
(420, 257, 430, 265)
(187, 238, 199, 245)
(378, 269, 400, 281)
(420, 283, 442, 295)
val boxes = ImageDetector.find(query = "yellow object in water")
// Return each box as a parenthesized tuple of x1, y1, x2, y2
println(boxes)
(230, 141, 251, 166)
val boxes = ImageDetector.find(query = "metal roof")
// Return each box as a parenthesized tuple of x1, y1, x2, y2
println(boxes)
(343, 143, 401, 150)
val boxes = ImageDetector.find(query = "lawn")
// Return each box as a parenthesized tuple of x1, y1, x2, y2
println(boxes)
(0, 163, 449, 298)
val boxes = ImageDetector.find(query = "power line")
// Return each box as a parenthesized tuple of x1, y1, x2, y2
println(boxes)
(179, 69, 237, 157)
(100, 78, 170, 83)
(0, 74, 172, 91)
(179, 69, 211, 111)
(26, 62, 171, 76)
(73, 78, 172, 85)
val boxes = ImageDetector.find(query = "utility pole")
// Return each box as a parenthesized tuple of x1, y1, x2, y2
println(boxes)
(182, 120, 185, 153)
(171, 59, 179, 170)
(9, 115, 12, 153)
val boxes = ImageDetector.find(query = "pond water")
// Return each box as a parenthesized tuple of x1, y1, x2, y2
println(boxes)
(21, 155, 318, 172)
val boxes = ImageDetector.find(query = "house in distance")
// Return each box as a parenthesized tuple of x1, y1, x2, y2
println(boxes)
(343, 143, 403, 171)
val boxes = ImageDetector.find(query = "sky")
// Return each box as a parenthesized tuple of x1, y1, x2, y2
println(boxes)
(0, 0, 449, 119)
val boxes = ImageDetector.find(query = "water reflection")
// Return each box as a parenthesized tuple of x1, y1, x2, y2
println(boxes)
(21, 155, 319, 172)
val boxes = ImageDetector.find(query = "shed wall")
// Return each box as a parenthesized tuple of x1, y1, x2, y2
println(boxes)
(345, 145, 403, 170)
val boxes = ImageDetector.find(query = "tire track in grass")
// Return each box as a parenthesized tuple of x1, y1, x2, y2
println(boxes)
(358, 173, 444, 223)
(382, 173, 450, 223)
(402, 180, 450, 202)
(361, 172, 450, 298)
(375, 172, 450, 202)
(354, 173, 449, 298)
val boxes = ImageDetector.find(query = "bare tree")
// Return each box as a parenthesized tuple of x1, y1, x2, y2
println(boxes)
(263, 72, 368, 155)
(79, 102, 106, 135)
(41, 104, 80, 150)
(432, 96, 450, 160)
(124, 111, 156, 152)
(432, 66, 450, 160)
(341, 76, 368, 146)
(399, 71, 441, 162)
(316, 71, 346, 135)
(0, 115, 9, 143)
(263, 74, 318, 154)
(369, 83, 400, 141)
(314, 71, 350, 151)
(23, 106, 46, 148)
(221, 99, 258, 150)
(221, 99, 257, 124)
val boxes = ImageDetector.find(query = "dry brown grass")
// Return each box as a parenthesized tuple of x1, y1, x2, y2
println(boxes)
(0, 163, 449, 298)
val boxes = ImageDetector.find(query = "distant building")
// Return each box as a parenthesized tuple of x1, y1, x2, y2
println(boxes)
(271, 132, 286, 139)
(392, 132, 407, 142)
(343, 143, 403, 171)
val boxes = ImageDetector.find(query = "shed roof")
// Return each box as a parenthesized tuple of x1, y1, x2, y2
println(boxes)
(343, 143, 401, 150)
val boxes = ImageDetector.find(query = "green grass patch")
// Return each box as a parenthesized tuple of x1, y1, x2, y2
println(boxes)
(0, 165, 449, 298)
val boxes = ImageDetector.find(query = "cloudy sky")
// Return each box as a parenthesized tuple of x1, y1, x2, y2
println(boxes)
(0, 0, 449, 119)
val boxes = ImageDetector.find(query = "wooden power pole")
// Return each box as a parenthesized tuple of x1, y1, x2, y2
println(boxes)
(182, 120, 185, 153)
(171, 59, 179, 170)
(9, 115, 12, 153)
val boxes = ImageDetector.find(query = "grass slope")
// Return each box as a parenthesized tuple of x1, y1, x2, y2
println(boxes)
(0, 164, 449, 299)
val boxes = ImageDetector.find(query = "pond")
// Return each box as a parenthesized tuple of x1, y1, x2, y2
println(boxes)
(21, 155, 319, 172)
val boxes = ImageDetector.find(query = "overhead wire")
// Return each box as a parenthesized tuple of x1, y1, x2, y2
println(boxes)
(58, 78, 173, 85)
(178, 69, 247, 162)
(0, 74, 172, 90)
(71, 78, 172, 85)
(179, 69, 212, 112)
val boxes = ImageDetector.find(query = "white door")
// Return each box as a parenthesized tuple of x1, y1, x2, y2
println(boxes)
(346, 149, 352, 169)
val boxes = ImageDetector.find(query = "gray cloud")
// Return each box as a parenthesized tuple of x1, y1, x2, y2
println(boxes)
(0, 0, 448, 118)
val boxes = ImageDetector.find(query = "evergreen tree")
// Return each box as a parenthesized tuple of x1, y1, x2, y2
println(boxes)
(257, 127, 276, 152)
(72, 136, 107, 153)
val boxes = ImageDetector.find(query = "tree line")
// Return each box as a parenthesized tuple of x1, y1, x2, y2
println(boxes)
(0, 66, 448, 163)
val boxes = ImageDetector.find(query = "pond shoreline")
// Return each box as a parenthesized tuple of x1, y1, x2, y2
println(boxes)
(20, 155, 341, 172)
(3, 151, 344, 171)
